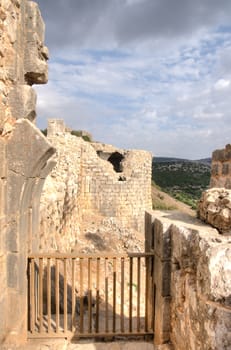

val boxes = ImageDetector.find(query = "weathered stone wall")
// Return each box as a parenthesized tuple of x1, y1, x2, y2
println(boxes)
(145, 210, 231, 350)
(198, 188, 231, 234)
(39, 120, 152, 251)
(210, 144, 231, 189)
(0, 0, 54, 344)
(198, 144, 231, 233)
(0, 0, 48, 128)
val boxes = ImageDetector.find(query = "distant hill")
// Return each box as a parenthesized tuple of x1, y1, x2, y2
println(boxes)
(152, 157, 211, 209)
(154, 156, 211, 164)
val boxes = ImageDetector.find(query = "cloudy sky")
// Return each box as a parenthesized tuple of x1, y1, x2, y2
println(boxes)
(35, 0, 231, 159)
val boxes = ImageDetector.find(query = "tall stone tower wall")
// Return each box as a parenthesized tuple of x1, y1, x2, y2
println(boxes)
(39, 120, 152, 252)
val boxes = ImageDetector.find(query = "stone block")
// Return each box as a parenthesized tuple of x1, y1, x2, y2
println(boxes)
(222, 163, 229, 175)
(198, 188, 231, 233)
(211, 163, 220, 176)
(225, 178, 231, 189)
(153, 218, 171, 260)
(171, 224, 198, 270)
(154, 256, 171, 297)
(145, 210, 155, 251)
(154, 294, 171, 345)
(6, 172, 24, 216)
(212, 149, 225, 161)
(6, 290, 27, 343)
(0, 254, 6, 293)
(7, 253, 18, 288)
(0, 139, 6, 178)
(6, 219, 19, 252)
(24, 2, 48, 84)
(200, 245, 231, 303)
(0, 178, 6, 216)
(9, 85, 37, 121)
(0, 295, 6, 334)
(7, 119, 55, 177)
(26, 1, 45, 42)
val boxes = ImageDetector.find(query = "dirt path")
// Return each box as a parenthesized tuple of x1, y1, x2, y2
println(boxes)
(152, 186, 196, 217)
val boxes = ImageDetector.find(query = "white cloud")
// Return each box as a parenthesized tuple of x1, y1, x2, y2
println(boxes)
(214, 78, 230, 90)
(34, 0, 231, 158)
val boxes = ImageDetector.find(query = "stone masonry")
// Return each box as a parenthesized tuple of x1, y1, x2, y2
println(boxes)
(198, 144, 231, 233)
(210, 144, 231, 189)
(1, 1, 231, 349)
(39, 119, 152, 252)
(0, 0, 55, 344)
(145, 210, 231, 350)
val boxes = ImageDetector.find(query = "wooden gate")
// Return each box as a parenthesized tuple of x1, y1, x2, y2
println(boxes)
(27, 252, 155, 340)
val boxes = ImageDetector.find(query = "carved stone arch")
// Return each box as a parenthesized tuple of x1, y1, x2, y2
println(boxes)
(4, 120, 55, 343)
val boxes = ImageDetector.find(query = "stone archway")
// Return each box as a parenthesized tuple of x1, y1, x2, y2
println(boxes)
(2, 120, 55, 344)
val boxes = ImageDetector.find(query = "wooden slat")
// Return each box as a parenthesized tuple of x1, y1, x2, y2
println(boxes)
(129, 257, 133, 333)
(105, 258, 109, 333)
(55, 258, 60, 333)
(95, 257, 100, 333)
(29, 252, 154, 259)
(29, 258, 35, 333)
(47, 258, 51, 333)
(28, 330, 154, 340)
(75, 331, 154, 338)
(28, 253, 155, 340)
(79, 258, 84, 333)
(71, 258, 76, 332)
(137, 256, 141, 332)
(145, 257, 149, 332)
(63, 259, 67, 332)
(112, 257, 116, 333)
(39, 258, 43, 333)
(147, 256, 153, 332)
(88, 257, 92, 333)
(120, 257, 124, 333)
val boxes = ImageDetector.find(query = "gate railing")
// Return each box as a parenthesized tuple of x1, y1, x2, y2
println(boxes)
(28, 252, 155, 339)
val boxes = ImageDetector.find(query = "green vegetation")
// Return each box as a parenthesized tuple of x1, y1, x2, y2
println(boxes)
(152, 159, 211, 209)
(152, 201, 177, 211)
(71, 130, 92, 142)
(41, 128, 47, 136)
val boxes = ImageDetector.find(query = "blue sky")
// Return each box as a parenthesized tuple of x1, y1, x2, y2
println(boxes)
(35, 0, 231, 159)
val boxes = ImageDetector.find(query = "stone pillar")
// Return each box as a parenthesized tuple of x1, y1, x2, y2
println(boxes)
(145, 211, 172, 346)
(3, 120, 55, 344)
(0, 0, 55, 345)
(153, 218, 171, 345)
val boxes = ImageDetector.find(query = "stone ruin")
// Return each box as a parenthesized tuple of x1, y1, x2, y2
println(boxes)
(39, 119, 152, 252)
(0, 0, 55, 344)
(0, 1, 230, 349)
(198, 144, 231, 233)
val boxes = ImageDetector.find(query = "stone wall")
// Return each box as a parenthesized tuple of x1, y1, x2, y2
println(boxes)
(210, 144, 231, 189)
(0, 0, 54, 344)
(39, 120, 152, 252)
(145, 210, 231, 350)
(198, 144, 231, 233)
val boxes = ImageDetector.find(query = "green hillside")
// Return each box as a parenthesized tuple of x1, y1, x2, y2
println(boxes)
(152, 158, 211, 209)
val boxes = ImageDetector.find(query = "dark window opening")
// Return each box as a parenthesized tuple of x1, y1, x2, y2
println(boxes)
(108, 152, 124, 173)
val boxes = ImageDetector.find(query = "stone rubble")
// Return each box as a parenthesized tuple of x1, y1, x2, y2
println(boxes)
(198, 187, 231, 234)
